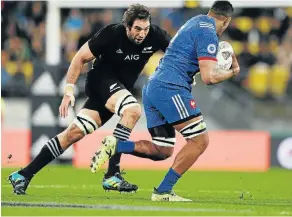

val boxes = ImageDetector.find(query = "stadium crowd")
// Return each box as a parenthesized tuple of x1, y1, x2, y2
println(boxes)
(1, 1, 292, 100)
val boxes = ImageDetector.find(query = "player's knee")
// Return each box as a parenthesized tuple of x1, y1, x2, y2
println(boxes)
(189, 134, 209, 154)
(73, 113, 99, 136)
(114, 93, 140, 117)
(180, 118, 208, 154)
(66, 124, 85, 145)
(202, 135, 209, 152)
(180, 118, 207, 140)
(198, 135, 209, 154)
(122, 105, 141, 121)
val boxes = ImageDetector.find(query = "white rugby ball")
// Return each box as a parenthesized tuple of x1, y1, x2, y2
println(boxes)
(216, 41, 233, 70)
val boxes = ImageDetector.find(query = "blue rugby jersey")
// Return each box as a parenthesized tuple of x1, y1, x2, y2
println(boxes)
(150, 15, 218, 90)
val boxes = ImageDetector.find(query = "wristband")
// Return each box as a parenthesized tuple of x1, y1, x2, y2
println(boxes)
(64, 83, 75, 95)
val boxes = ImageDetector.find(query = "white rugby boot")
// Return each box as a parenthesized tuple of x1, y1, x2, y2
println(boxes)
(151, 188, 192, 202)
(90, 136, 117, 173)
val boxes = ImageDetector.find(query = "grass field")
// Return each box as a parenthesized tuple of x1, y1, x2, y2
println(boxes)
(1, 166, 292, 216)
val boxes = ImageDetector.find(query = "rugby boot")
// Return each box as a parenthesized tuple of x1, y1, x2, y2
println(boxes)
(102, 171, 138, 193)
(151, 188, 192, 202)
(90, 136, 117, 173)
(8, 171, 31, 195)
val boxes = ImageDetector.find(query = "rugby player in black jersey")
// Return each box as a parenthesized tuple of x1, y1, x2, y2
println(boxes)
(8, 4, 171, 195)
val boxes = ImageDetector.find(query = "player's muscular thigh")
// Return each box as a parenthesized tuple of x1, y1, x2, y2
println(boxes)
(64, 124, 84, 145)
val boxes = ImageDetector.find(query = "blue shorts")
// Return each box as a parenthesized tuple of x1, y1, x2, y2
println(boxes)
(143, 80, 202, 128)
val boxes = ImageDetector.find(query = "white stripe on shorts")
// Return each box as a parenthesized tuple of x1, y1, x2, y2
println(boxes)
(172, 95, 184, 119)
(173, 94, 188, 118)
(177, 94, 189, 117)
(175, 95, 185, 118)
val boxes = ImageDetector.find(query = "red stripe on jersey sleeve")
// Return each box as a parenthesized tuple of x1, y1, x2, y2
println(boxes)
(198, 57, 217, 61)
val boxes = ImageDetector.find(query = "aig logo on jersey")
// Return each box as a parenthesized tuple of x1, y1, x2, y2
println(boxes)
(124, 55, 139, 60)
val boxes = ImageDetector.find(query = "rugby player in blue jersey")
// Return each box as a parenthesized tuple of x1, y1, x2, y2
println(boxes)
(91, 0, 240, 201)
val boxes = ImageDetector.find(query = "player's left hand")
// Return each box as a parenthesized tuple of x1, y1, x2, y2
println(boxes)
(59, 94, 75, 118)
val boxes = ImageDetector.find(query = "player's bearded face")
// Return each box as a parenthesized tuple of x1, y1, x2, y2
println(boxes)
(127, 19, 150, 44)
(218, 17, 231, 36)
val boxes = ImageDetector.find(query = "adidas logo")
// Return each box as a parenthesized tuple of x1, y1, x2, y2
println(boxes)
(199, 22, 214, 29)
(116, 49, 123, 54)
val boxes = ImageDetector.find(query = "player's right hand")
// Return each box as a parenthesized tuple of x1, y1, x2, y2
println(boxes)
(231, 53, 240, 76)
(59, 94, 75, 118)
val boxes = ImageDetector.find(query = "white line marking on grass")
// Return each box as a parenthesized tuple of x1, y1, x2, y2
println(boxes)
(281, 211, 292, 215)
(1, 201, 252, 214)
(198, 190, 250, 194)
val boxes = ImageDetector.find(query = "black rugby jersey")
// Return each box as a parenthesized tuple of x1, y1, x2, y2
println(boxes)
(87, 23, 171, 89)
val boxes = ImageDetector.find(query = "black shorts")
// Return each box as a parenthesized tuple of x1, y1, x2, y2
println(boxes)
(82, 69, 127, 125)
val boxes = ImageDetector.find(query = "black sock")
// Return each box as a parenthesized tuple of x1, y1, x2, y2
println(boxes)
(19, 137, 64, 179)
(105, 123, 132, 177)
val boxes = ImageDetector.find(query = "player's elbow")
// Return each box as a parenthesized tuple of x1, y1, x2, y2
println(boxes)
(71, 54, 84, 67)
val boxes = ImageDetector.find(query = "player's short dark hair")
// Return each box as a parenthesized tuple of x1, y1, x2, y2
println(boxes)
(122, 4, 151, 27)
(210, 0, 234, 17)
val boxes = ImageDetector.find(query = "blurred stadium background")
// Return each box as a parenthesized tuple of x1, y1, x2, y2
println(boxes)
(1, 0, 292, 215)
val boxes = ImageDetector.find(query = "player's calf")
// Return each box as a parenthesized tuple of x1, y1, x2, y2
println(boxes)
(105, 93, 141, 176)
(108, 123, 175, 161)
(90, 135, 174, 173)
(132, 140, 174, 161)
(8, 110, 101, 195)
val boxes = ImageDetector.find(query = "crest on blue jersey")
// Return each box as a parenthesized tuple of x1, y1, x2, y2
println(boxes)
(207, 44, 216, 54)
